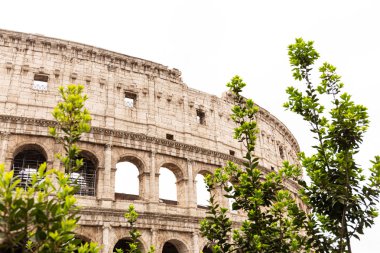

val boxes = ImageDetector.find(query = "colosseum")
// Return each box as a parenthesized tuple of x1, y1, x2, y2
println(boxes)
(0, 29, 300, 253)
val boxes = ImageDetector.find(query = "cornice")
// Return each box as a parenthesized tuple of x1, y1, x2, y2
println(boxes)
(0, 29, 182, 83)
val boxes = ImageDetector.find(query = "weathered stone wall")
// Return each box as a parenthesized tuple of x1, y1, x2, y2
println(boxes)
(0, 29, 301, 253)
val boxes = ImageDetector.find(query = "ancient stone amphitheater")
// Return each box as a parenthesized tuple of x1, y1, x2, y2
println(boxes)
(0, 29, 301, 253)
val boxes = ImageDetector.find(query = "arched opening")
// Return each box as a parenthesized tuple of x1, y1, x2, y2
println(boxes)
(115, 161, 140, 200)
(70, 152, 97, 196)
(12, 147, 46, 189)
(202, 246, 213, 253)
(163, 242, 178, 253)
(113, 238, 144, 253)
(159, 167, 177, 204)
(162, 239, 188, 253)
(196, 173, 210, 208)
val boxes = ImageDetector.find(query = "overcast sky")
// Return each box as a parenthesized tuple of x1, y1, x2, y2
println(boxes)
(1, 0, 379, 251)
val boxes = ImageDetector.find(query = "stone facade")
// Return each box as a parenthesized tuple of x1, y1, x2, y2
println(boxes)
(0, 29, 301, 253)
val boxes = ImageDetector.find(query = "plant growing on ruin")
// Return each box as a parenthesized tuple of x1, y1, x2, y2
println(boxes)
(284, 38, 380, 252)
(0, 84, 100, 252)
(114, 205, 155, 253)
(200, 76, 324, 253)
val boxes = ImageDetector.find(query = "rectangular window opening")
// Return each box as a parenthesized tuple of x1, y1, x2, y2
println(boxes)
(229, 150, 235, 156)
(166, 134, 174, 141)
(196, 109, 206, 125)
(33, 74, 48, 91)
(124, 92, 137, 108)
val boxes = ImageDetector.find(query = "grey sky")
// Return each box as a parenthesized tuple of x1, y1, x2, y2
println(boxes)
(1, 0, 379, 251)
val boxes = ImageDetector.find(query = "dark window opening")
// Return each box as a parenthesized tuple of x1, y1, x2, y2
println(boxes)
(12, 149, 46, 190)
(124, 92, 137, 108)
(166, 134, 174, 140)
(33, 74, 48, 91)
(69, 156, 96, 196)
(196, 109, 206, 125)
(202, 246, 213, 253)
(279, 146, 285, 159)
(163, 242, 179, 253)
(113, 239, 133, 253)
(271, 166, 275, 171)
(229, 150, 235, 156)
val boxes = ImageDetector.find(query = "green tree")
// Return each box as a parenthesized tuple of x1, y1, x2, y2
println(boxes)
(284, 38, 380, 252)
(200, 76, 323, 253)
(0, 84, 100, 253)
(114, 205, 155, 253)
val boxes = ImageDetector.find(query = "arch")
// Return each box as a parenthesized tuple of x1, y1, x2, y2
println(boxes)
(70, 150, 98, 197)
(195, 173, 210, 207)
(115, 154, 146, 200)
(159, 167, 178, 203)
(202, 246, 213, 253)
(159, 162, 184, 180)
(117, 154, 146, 174)
(161, 239, 189, 253)
(11, 144, 47, 189)
(11, 143, 49, 162)
(113, 237, 146, 253)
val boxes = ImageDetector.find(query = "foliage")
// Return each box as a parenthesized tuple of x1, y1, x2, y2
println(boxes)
(0, 84, 100, 252)
(49, 84, 92, 174)
(284, 38, 380, 252)
(200, 76, 323, 253)
(114, 205, 155, 253)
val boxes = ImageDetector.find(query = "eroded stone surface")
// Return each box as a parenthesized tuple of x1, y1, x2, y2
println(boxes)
(0, 29, 301, 253)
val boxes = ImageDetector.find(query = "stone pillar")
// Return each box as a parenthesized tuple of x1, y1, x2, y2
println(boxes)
(149, 152, 158, 202)
(150, 228, 158, 250)
(138, 171, 150, 201)
(102, 144, 114, 204)
(177, 177, 189, 207)
(192, 232, 199, 253)
(102, 222, 111, 253)
(0, 132, 10, 165)
(187, 159, 197, 208)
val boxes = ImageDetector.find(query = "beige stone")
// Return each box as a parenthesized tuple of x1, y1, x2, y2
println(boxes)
(0, 29, 301, 253)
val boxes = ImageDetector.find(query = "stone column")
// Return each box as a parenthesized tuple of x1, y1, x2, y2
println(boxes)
(0, 132, 10, 165)
(102, 222, 111, 253)
(102, 144, 114, 205)
(149, 152, 158, 202)
(176, 177, 189, 207)
(192, 232, 199, 253)
(187, 159, 197, 209)
(138, 171, 151, 201)
(150, 228, 158, 250)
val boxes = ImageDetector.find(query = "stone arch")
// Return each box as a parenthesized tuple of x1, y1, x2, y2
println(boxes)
(11, 142, 50, 163)
(11, 143, 48, 189)
(161, 239, 189, 253)
(112, 237, 147, 253)
(158, 162, 185, 205)
(195, 170, 212, 208)
(159, 161, 184, 180)
(115, 154, 147, 200)
(72, 149, 99, 197)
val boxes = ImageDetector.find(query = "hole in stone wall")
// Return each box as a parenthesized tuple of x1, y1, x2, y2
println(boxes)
(115, 161, 139, 196)
(12, 149, 46, 190)
(229, 150, 235, 156)
(279, 146, 285, 159)
(196, 109, 206, 125)
(196, 174, 210, 207)
(70, 155, 97, 197)
(124, 92, 137, 108)
(33, 74, 48, 91)
(159, 167, 177, 203)
(166, 134, 174, 140)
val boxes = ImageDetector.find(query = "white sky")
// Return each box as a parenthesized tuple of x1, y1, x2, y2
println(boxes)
(1, 0, 379, 251)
